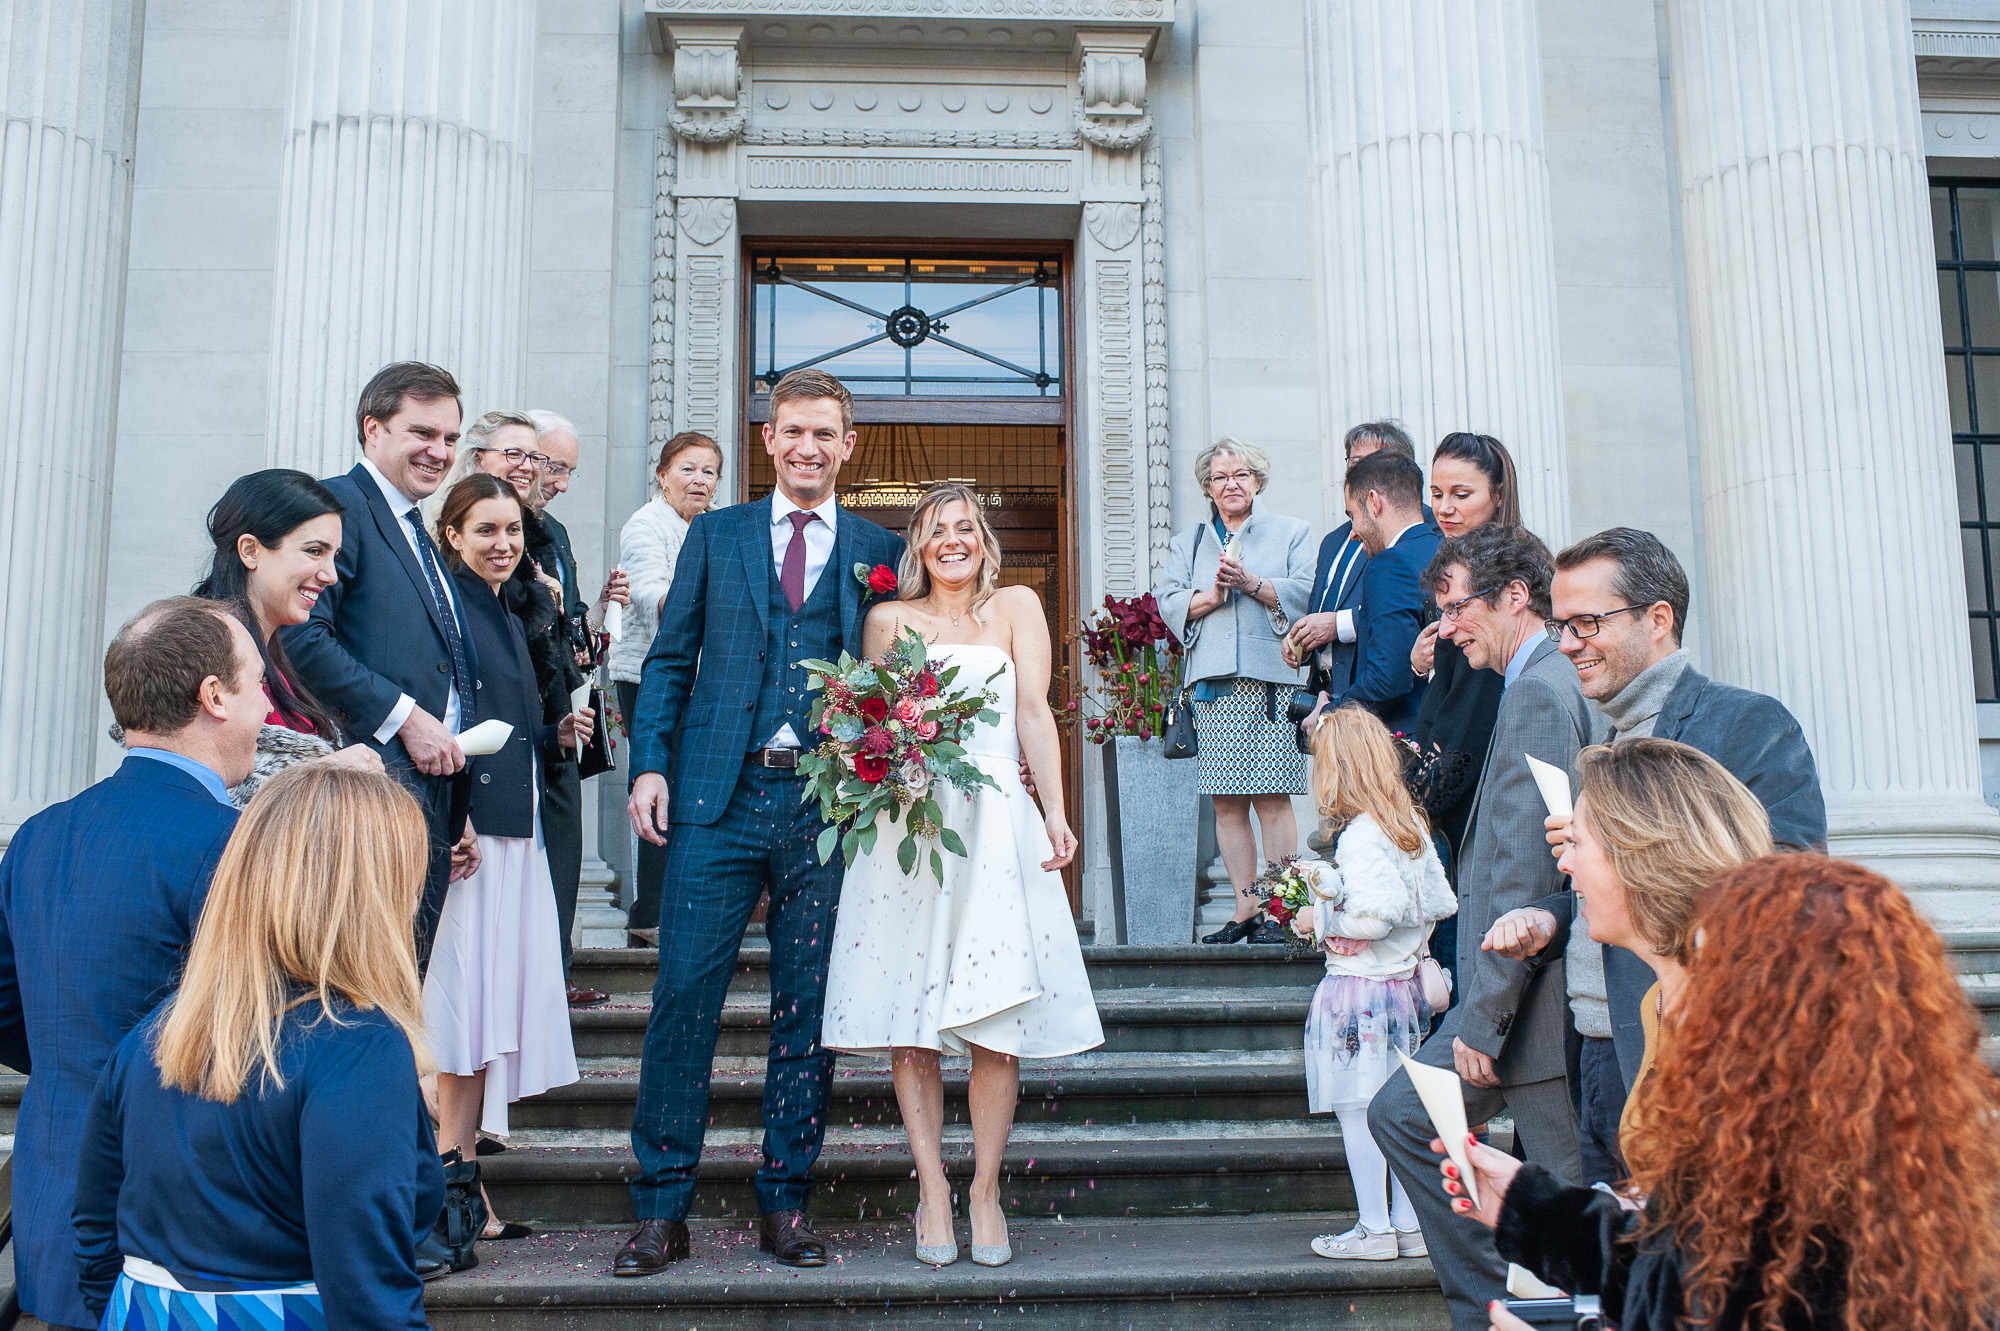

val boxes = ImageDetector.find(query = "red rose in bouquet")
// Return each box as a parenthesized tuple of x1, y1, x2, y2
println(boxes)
(854, 753, 889, 783)
(859, 695, 890, 723)
(914, 671, 939, 698)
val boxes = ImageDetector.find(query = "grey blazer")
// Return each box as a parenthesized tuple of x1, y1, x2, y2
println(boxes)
(1157, 499, 1316, 688)
(1449, 639, 1594, 1087)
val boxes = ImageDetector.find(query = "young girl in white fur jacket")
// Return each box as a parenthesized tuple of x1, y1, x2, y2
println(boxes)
(1300, 705, 1456, 1263)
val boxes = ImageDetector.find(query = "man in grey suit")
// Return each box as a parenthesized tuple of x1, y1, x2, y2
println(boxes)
(1365, 524, 1591, 1330)
(1482, 527, 1826, 1184)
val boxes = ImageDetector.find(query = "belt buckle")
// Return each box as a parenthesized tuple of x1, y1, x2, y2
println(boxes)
(760, 746, 799, 770)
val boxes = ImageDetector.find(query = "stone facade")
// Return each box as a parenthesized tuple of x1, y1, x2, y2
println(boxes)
(4, 0, 1997, 935)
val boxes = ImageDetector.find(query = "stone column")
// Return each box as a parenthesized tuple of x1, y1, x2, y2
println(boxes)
(268, 0, 537, 475)
(1302, 0, 1570, 540)
(1664, 0, 2000, 913)
(0, 0, 144, 850)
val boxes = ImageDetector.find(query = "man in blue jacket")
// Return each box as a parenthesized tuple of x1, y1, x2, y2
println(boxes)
(1321, 451, 1440, 732)
(0, 598, 260, 1330)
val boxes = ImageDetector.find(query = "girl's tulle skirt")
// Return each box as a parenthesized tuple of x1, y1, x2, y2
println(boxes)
(1304, 971, 1431, 1112)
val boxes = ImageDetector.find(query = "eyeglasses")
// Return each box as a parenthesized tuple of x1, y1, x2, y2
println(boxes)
(1544, 604, 1654, 644)
(484, 446, 550, 471)
(1440, 587, 1499, 621)
(1209, 470, 1257, 487)
(543, 460, 575, 481)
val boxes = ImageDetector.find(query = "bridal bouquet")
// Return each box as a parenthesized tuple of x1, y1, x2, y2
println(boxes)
(1257, 854, 1369, 956)
(798, 627, 1003, 884)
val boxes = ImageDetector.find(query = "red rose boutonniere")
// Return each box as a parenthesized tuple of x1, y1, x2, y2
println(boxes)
(854, 561, 898, 599)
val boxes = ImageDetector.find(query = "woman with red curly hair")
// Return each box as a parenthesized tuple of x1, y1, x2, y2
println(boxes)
(1444, 854, 2000, 1330)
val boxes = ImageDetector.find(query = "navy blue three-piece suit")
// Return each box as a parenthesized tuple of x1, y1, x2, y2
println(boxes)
(626, 495, 904, 1219)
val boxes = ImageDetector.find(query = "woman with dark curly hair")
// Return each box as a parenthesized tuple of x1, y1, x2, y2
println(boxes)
(1442, 854, 2000, 1331)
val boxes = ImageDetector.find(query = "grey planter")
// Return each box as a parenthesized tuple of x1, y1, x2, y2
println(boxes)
(1103, 734, 1203, 944)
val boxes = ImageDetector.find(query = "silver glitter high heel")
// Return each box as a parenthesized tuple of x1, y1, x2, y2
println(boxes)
(913, 1206, 958, 1267)
(969, 1205, 1012, 1267)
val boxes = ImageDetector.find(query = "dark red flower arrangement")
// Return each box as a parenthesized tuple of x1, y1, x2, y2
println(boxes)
(1073, 592, 1184, 745)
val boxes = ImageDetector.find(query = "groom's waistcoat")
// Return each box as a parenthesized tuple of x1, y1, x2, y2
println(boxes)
(750, 548, 844, 750)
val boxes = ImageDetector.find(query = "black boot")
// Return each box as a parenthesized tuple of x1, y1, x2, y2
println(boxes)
(1202, 915, 1263, 945)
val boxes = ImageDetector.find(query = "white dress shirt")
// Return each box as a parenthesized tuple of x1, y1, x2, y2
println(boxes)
(1326, 520, 1429, 652)
(359, 456, 464, 741)
(765, 488, 840, 748)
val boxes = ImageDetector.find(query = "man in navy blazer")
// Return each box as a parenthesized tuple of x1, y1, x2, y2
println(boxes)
(1286, 421, 1430, 694)
(1321, 451, 1440, 732)
(617, 370, 905, 1276)
(0, 598, 260, 1330)
(282, 361, 480, 967)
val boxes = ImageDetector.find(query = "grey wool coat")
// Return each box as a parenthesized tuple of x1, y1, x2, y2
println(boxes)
(1156, 498, 1316, 688)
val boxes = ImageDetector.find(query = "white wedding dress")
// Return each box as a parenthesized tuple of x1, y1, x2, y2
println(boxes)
(822, 644, 1104, 1059)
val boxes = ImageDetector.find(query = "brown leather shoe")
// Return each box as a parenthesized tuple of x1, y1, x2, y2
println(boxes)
(758, 1209, 827, 1267)
(612, 1218, 690, 1276)
(567, 984, 609, 1008)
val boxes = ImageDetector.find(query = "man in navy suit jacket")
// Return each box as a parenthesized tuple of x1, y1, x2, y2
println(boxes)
(1321, 451, 1440, 732)
(616, 370, 904, 1276)
(1286, 421, 1430, 694)
(0, 598, 261, 1330)
(282, 361, 479, 968)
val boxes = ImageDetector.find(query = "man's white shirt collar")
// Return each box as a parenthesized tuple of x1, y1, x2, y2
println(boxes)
(359, 455, 422, 517)
(1502, 631, 1541, 690)
(1387, 519, 1426, 551)
(771, 487, 838, 534)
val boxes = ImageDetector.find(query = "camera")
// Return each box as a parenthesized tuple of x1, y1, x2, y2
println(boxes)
(1285, 686, 1322, 754)
(1501, 1294, 1606, 1330)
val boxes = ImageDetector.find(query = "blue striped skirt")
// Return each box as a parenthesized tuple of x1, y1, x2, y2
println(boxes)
(100, 1263, 323, 1331)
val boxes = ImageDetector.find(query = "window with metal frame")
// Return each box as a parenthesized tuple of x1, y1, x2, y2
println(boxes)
(1933, 179, 2000, 701)
(750, 252, 1063, 398)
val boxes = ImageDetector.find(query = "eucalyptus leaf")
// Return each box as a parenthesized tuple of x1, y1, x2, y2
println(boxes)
(859, 821, 878, 855)
(939, 827, 967, 857)
(898, 834, 918, 876)
(930, 848, 944, 882)
(816, 825, 840, 864)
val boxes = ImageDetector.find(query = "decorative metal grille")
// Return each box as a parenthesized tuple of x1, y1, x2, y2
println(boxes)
(1933, 180, 2000, 700)
(750, 253, 1063, 397)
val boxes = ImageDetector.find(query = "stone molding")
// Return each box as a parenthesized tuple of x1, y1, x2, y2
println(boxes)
(1088, 256, 1141, 595)
(1084, 201, 1140, 249)
(742, 124, 1081, 148)
(666, 23, 750, 143)
(1141, 133, 1171, 579)
(650, 131, 678, 452)
(1926, 109, 2000, 154)
(741, 152, 1075, 193)
(678, 195, 737, 244)
(649, 0, 1168, 19)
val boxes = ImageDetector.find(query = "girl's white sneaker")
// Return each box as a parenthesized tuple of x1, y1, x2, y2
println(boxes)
(1311, 1225, 1399, 1261)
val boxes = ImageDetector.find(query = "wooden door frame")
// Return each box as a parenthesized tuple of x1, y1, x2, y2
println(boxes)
(736, 235, 1086, 914)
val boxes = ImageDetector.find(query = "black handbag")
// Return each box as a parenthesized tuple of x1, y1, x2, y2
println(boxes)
(1162, 681, 1198, 759)
(576, 684, 613, 779)
(418, 1149, 488, 1276)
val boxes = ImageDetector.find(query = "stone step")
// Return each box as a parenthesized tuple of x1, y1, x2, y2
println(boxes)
(570, 986, 1314, 1059)
(517, 1052, 1315, 1132)
(570, 943, 1326, 997)
(420, 1214, 1449, 1330)
(480, 1132, 1386, 1224)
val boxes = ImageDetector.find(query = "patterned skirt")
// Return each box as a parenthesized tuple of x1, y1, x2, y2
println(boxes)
(1304, 972, 1431, 1112)
(1193, 677, 1308, 795)
(100, 1265, 323, 1331)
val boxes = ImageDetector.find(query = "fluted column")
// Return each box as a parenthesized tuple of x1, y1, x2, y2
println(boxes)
(1303, 0, 1570, 540)
(268, 0, 536, 475)
(1665, 0, 2000, 911)
(0, 1, 144, 850)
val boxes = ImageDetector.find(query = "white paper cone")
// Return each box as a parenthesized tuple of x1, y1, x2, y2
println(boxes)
(1524, 753, 1574, 818)
(604, 600, 623, 642)
(1507, 1265, 1565, 1299)
(570, 683, 591, 754)
(456, 719, 514, 757)
(1395, 1050, 1480, 1208)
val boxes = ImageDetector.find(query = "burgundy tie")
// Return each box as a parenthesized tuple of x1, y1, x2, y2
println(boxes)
(781, 510, 818, 612)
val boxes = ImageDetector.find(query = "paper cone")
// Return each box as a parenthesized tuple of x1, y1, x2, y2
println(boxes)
(604, 600, 623, 642)
(456, 719, 514, 757)
(1395, 1050, 1480, 1208)
(1524, 753, 1573, 819)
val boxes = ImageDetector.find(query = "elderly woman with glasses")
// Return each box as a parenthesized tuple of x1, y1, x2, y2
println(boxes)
(1157, 438, 1317, 945)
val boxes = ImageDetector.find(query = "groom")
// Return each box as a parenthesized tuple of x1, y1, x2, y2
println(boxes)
(617, 368, 905, 1274)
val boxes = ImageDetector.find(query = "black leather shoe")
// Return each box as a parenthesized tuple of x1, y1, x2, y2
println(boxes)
(613, 1219, 691, 1276)
(758, 1209, 828, 1267)
(1202, 915, 1262, 945)
(415, 1228, 475, 1279)
(1247, 917, 1290, 945)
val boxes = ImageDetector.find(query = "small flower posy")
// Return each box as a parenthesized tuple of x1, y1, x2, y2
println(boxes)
(798, 626, 1003, 884)
(1256, 854, 1369, 956)
(854, 561, 900, 597)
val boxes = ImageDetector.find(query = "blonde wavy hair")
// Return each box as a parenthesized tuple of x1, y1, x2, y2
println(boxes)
(898, 483, 1002, 611)
(1574, 739, 1772, 966)
(1309, 705, 1429, 857)
(151, 764, 435, 1101)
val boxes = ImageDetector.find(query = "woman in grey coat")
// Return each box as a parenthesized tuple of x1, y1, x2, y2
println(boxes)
(1157, 439, 1317, 944)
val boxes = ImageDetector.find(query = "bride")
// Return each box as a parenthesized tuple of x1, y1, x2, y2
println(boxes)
(822, 483, 1103, 1270)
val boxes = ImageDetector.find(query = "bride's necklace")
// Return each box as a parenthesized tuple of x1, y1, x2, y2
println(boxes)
(928, 596, 974, 627)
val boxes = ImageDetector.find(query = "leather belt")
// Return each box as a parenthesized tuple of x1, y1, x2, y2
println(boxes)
(748, 746, 802, 770)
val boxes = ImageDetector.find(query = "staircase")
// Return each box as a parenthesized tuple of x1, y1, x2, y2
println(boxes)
(427, 943, 1455, 1329)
